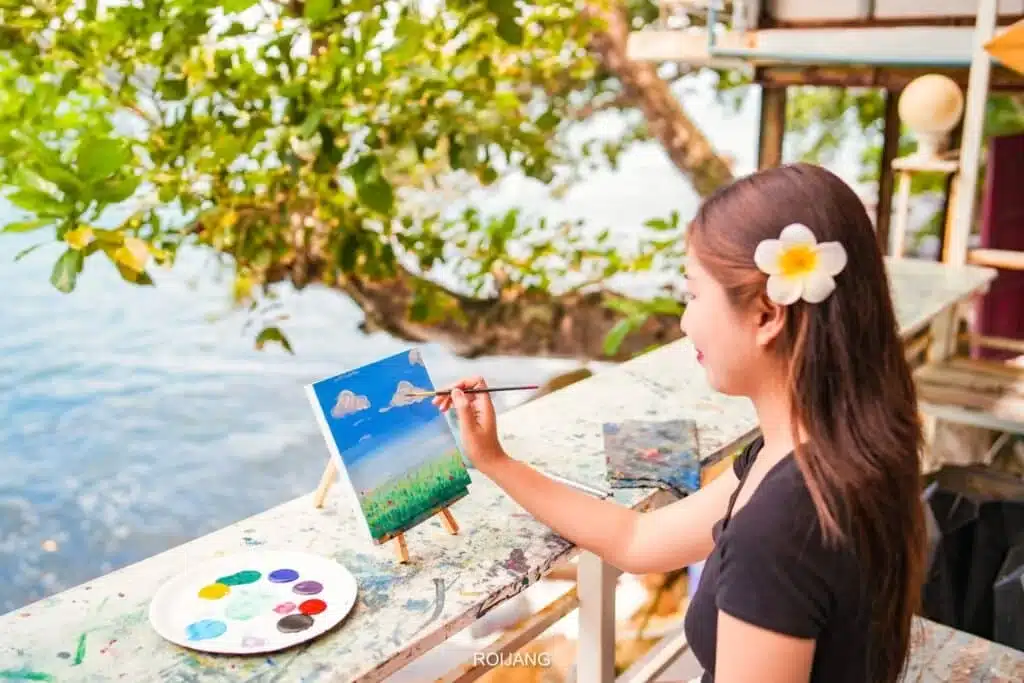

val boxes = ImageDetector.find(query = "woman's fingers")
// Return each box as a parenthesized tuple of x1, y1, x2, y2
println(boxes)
(433, 376, 489, 414)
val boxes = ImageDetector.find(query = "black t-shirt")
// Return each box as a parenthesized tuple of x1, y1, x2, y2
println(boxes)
(683, 436, 871, 682)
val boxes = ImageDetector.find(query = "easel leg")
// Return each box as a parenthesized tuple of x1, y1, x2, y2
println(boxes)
(394, 533, 409, 563)
(313, 458, 337, 509)
(439, 507, 459, 534)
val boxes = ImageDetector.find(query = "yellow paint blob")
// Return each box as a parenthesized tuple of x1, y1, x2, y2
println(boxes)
(198, 583, 230, 600)
(777, 245, 817, 278)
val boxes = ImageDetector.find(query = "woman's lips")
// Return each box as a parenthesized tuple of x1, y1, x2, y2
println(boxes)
(696, 349, 704, 363)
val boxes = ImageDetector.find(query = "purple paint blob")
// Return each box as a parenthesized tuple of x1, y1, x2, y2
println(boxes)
(292, 581, 323, 596)
(276, 613, 314, 633)
(273, 602, 297, 614)
(268, 568, 299, 583)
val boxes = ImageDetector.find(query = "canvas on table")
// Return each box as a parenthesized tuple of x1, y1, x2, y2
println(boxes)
(306, 348, 472, 544)
(603, 419, 701, 498)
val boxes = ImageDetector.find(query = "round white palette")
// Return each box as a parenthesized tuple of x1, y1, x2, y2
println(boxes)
(149, 550, 358, 654)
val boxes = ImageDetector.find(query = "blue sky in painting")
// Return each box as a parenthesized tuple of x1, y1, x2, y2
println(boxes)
(309, 348, 458, 471)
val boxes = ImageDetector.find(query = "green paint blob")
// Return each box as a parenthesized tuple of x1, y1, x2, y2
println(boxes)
(0, 670, 55, 682)
(216, 570, 261, 586)
(224, 594, 266, 621)
(72, 632, 87, 665)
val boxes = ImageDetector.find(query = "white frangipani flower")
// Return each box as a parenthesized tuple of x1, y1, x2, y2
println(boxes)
(753, 223, 848, 305)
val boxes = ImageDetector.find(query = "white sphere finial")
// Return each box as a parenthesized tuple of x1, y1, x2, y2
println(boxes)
(898, 74, 964, 160)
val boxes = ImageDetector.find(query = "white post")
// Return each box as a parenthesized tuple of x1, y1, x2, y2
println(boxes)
(890, 171, 912, 258)
(946, 0, 998, 266)
(577, 551, 617, 683)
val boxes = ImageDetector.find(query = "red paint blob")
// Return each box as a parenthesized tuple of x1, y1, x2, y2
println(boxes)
(299, 599, 327, 615)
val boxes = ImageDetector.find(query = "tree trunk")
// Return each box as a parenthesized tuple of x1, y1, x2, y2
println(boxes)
(584, 1, 735, 196)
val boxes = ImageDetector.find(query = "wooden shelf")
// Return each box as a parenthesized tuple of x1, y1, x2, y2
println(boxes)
(968, 247, 1024, 271)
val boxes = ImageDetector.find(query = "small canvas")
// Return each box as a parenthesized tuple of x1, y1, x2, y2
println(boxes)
(602, 419, 701, 498)
(306, 348, 472, 544)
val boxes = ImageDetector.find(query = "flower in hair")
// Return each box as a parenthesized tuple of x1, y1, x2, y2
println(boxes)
(753, 223, 847, 305)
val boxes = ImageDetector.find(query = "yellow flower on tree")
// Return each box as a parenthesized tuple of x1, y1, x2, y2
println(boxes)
(113, 236, 151, 273)
(64, 226, 95, 250)
(753, 223, 847, 305)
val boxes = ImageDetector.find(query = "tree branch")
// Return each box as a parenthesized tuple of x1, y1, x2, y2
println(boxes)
(584, 0, 734, 197)
(338, 267, 683, 361)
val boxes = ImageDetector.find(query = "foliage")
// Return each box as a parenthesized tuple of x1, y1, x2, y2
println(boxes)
(1, 0, 685, 355)
(357, 450, 470, 540)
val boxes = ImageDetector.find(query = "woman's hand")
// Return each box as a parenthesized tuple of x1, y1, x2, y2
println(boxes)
(433, 376, 507, 471)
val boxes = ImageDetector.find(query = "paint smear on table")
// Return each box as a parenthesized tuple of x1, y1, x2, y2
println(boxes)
(0, 670, 55, 682)
(72, 632, 87, 665)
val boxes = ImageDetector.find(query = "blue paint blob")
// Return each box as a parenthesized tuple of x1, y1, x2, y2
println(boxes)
(185, 619, 228, 641)
(268, 568, 299, 583)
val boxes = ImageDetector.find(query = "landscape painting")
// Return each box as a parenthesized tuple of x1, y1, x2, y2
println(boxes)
(306, 348, 472, 544)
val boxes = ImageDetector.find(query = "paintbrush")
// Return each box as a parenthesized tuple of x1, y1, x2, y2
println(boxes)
(402, 384, 540, 398)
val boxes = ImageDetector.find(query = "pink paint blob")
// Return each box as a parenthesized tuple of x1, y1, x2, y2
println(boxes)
(273, 602, 296, 614)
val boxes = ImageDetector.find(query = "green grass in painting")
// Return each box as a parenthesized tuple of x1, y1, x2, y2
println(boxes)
(359, 450, 471, 539)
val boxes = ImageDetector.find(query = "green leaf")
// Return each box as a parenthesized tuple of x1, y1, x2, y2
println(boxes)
(536, 110, 559, 132)
(7, 189, 65, 216)
(643, 217, 674, 231)
(410, 295, 430, 322)
(2, 219, 48, 233)
(645, 297, 683, 315)
(359, 178, 394, 214)
(304, 0, 333, 21)
(93, 176, 140, 204)
(79, 140, 130, 182)
(336, 232, 359, 272)
(44, 165, 84, 195)
(603, 318, 633, 356)
(115, 261, 154, 286)
(255, 326, 294, 354)
(14, 243, 46, 261)
(351, 155, 394, 213)
(496, 16, 523, 45)
(159, 78, 189, 100)
(223, 0, 260, 11)
(50, 248, 84, 293)
(299, 107, 324, 138)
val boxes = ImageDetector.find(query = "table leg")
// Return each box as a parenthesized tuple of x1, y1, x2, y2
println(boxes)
(578, 551, 617, 683)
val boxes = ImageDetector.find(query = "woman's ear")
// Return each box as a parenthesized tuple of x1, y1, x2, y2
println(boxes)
(754, 297, 787, 349)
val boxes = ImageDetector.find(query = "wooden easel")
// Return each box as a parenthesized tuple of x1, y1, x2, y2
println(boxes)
(312, 458, 460, 563)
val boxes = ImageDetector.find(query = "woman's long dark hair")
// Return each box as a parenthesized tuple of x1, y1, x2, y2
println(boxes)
(688, 163, 926, 683)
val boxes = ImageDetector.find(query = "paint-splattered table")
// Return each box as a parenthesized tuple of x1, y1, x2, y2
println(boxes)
(2, 257, 1017, 683)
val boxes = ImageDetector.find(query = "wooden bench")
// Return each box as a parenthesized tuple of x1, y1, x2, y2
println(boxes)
(915, 355, 1024, 436)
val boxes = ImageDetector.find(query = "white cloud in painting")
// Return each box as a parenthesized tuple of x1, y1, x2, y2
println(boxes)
(359, 434, 372, 443)
(331, 390, 371, 418)
(379, 380, 431, 413)
(409, 349, 424, 366)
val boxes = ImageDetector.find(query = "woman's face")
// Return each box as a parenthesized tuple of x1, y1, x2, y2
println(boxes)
(679, 250, 768, 397)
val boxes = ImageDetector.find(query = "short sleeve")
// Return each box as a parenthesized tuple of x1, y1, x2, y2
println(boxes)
(715, 492, 834, 639)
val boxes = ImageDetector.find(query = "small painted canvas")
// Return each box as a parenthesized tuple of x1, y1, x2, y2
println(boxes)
(603, 419, 701, 498)
(306, 348, 472, 544)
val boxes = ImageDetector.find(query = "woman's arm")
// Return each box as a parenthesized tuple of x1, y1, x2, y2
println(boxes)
(438, 376, 741, 573)
(714, 612, 815, 683)
(480, 455, 740, 574)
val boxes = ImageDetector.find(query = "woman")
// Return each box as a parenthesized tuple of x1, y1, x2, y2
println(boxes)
(435, 163, 926, 683)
